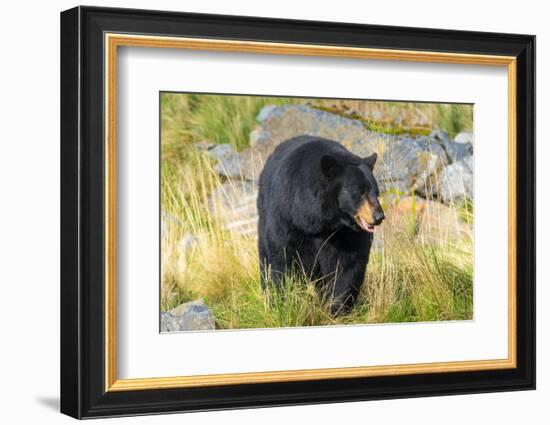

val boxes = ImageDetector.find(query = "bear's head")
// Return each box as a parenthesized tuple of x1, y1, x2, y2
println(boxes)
(321, 152, 385, 233)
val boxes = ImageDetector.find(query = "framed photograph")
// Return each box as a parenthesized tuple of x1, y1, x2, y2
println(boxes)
(60, 6, 535, 419)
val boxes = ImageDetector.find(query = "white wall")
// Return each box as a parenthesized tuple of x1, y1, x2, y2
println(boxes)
(0, 0, 545, 423)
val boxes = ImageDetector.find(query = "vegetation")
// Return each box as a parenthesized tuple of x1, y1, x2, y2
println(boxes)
(160, 93, 474, 328)
(311, 98, 473, 138)
(435, 103, 474, 138)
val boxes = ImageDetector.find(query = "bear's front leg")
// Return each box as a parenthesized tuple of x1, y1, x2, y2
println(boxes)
(261, 236, 305, 291)
(315, 230, 372, 316)
(321, 257, 368, 316)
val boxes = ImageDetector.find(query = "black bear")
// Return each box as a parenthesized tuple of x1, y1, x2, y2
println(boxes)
(257, 135, 385, 315)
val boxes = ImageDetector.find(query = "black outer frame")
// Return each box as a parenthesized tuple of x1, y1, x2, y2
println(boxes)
(60, 5, 536, 419)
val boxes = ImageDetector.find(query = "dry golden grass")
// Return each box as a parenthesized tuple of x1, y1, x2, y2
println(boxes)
(161, 151, 473, 327)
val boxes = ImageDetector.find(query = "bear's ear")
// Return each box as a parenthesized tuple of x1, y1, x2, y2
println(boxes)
(364, 152, 378, 170)
(321, 154, 343, 178)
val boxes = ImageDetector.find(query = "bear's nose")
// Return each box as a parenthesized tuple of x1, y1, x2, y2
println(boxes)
(373, 210, 385, 225)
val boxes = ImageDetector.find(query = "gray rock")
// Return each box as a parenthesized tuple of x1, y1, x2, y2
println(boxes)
(252, 104, 369, 153)
(377, 136, 448, 194)
(249, 127, 263, 147)
(454, 131, 474, 145)
(257, 104, 279, 122)
(442, 139, 473, 162)
(160, 299, 215, 332)
(430, 129, 472, 162)
(194, 140, 217, 151)
(213, 152, 246, 179)
(249, 127, 273, 148)
(196, 142, 249, 180)
(430, 129, 451, 143)
(437, 156, 473, 204)
(206, 143, 233, 161)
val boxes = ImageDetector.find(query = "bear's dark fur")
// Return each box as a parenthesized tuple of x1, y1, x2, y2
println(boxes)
(257, 135, 385, 314)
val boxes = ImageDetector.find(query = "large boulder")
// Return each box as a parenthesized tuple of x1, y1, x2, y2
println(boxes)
(373, 136, 448, 194)
(240, 105, 449, 194)
(255, 104, 368, 147)
(160, 299, 215, 332)
(239, 104, 380, 181)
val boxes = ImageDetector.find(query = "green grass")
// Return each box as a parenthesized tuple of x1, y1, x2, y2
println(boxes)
(160, 92, 300, 154)
(435, 103, 473, 137)
(160, 93, 474, 328)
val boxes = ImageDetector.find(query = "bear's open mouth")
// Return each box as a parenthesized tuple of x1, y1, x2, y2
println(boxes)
(356, 215, 376, 233)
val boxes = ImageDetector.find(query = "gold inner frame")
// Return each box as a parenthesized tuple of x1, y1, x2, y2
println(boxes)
(104, 33, 518, 392)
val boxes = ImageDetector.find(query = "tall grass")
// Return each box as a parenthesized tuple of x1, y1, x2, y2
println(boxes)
(161, 93, 300, 153)
(160, 93, 474, 328)
(161, 148, 473, 327)
(434, 103, 473, 137)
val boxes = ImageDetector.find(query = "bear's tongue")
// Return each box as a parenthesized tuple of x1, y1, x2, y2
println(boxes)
(358, 216, 375, 233)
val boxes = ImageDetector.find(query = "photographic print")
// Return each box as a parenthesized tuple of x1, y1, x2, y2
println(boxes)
(160, 93, 474, 332)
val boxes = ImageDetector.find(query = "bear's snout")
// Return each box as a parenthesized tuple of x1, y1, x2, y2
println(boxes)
(367, 195, 385, 225)
(355, 197, 384, 232)
(372, 209, 385, 225)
